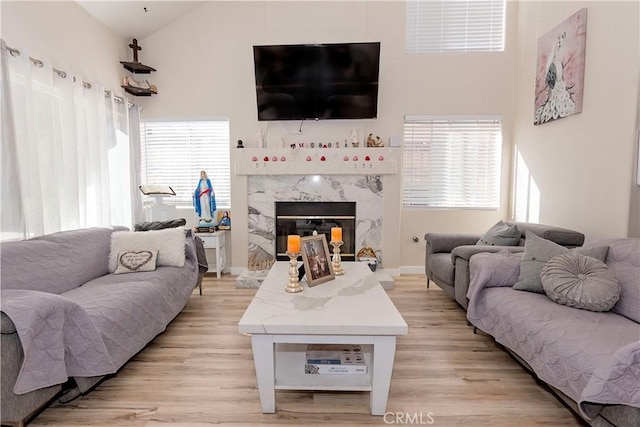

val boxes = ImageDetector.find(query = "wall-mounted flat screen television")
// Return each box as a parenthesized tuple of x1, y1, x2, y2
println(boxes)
(253, 42, 380, 121)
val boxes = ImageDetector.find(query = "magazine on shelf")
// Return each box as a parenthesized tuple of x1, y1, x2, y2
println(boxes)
(304, 344, 367, 375)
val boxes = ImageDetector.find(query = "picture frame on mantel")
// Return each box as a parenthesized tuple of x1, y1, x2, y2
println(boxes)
(301, 235, 335, 287)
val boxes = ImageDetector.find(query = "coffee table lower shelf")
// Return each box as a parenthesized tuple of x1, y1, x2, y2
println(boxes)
(274, 343, 373, 391)
(250, 334, 398, 415)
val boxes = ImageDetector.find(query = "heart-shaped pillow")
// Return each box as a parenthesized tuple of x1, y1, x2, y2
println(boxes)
(114, 250, 158, 274)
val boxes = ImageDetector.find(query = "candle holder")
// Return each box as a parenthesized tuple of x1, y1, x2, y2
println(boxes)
(284, 252, 304, 293)
(330, 241, 345, 276)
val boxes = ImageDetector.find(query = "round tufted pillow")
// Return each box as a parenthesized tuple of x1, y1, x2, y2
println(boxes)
(541, 253, 620, 312)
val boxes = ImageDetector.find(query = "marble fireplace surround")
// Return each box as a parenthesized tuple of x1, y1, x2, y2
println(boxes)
(248, 174, 383, 270)
(232, 147, 401, 287)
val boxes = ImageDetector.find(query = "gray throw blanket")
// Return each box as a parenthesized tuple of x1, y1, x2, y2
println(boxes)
(1, 290, 117, 394)
(467, 251, 640, 419)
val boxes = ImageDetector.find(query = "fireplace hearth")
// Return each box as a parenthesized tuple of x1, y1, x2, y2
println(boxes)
(275, 201, 356, 261)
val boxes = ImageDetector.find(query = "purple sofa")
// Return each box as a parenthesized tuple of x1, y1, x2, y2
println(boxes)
(467, 238, 640, 426)
(1, 227, 198, 426)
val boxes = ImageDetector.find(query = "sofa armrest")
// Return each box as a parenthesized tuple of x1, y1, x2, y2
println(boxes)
(425, 233, 481, 253)
(1, 321, 62, 425)
(452, 245, 525, 262)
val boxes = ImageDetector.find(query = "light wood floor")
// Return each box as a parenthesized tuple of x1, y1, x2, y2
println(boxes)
(29, 274, 585, 426)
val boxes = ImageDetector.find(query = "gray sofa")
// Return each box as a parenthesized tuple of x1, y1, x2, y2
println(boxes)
(424, 222, 585, 309)
(466, 238, 640, 426)
(0, 227, 199, 426)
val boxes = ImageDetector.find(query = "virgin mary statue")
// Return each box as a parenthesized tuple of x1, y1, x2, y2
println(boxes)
(193, 170, 216, 225)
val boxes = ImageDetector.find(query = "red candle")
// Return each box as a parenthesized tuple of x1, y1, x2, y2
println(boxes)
(331, 227, 342, 242)
(287, 235, 301, 253)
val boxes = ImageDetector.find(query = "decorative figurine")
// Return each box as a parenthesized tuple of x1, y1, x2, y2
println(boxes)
(256, 129, 264, 148)
(350, 129, 359, 147)
(367, 133, 384, 147)
(194, 171, 216, 227)
(367, 133, 375, 147)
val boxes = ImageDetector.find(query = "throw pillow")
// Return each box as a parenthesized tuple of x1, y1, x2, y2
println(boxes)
(114, 250, 158, 274)
(109, 227, 186, 272)
(541, 253, 620, 311)
(134, 218, 187, 231)
(513, 231, 609, 293)
(476, 221, 521, 246)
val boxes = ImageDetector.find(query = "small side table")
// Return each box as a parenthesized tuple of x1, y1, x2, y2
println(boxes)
(196, 230, 227, 278)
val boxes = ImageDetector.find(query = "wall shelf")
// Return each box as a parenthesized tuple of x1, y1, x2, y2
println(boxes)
(121, 86, 156, 97)
(120, 61, 156, 74)
(121, 39, 157, 97)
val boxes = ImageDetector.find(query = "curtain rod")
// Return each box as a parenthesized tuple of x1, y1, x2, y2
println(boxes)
(5, 44, 135, 108)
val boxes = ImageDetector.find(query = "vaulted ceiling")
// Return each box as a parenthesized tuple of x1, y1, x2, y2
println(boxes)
(77, 1, 206, 40)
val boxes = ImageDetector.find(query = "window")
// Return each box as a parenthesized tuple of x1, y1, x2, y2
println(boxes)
(140, 120, 230, 208)
(406, 0, 506, 53)
(402, 116, 502, 209)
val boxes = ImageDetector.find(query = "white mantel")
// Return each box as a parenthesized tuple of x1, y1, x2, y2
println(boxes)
(235, 148, 399, 176)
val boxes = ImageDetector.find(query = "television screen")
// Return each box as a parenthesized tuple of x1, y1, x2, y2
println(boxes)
(253, 42, 380, 121)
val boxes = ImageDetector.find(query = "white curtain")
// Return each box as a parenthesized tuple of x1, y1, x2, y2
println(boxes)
(106, 91, 134, 227)
(1, 40, 140, 239)
(1, 40, 25, 240)
(128, 104, 144, 225)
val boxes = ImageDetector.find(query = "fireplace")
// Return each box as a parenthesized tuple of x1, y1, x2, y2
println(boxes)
(275, 201, 356, 261)
(246, 175, 383, 272)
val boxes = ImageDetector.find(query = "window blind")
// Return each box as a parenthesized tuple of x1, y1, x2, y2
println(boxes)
(402, 116, 502, 209)
(406, 0, 506, 53)
(140, 120, 230, 208)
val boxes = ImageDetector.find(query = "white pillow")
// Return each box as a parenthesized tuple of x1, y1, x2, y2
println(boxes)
(109, 228, 186, 272)
(114, 250, 158, 274)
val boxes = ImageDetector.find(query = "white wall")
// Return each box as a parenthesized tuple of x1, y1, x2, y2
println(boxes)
(390, 1, 520, 270)
(1, 1, 127, 94)
(7, 1, 635, 270)
(512, 1, 639, 242)
(139, 0, 519, 270)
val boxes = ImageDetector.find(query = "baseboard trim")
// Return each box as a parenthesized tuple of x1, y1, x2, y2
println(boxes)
(400, 266, 425, 275)
(380, 268, 401, 277)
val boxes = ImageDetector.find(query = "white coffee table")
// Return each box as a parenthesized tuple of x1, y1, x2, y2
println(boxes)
(238, 261, 408, 415)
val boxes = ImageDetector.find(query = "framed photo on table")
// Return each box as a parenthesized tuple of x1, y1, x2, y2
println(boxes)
(301, 235, 335, 287)
(216, 210, 231, 230)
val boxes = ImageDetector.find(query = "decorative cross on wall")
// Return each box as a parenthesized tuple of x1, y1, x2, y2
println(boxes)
(129, 38, 142, 62)
(120, 38, 156, 74)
